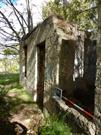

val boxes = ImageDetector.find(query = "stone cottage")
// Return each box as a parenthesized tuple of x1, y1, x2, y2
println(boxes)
(20, 16, 97, 134)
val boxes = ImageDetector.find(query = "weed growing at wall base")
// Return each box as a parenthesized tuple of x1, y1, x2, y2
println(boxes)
(39, 116, 71, 135)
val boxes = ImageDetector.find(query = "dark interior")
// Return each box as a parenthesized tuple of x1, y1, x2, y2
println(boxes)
(60, 39, 96, 115)
(37, 42, 45, 110)
(74, 39, 96, 115)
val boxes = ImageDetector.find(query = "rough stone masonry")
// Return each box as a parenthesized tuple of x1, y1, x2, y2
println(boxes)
(20, 16, 98, 135)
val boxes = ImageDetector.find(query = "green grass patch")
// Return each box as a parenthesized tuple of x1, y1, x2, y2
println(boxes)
(40, 116, 71, 135)
(0, 73, 33, 117)
(0, 73, 19, 85)
(0, 73, 33, 102)
(8, 86, 33, 102)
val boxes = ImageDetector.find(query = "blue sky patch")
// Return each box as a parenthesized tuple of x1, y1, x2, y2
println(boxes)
(0, 0, 16, 8)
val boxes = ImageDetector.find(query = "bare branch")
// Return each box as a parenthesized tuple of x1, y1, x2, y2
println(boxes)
(7, 0, 29, 28)
(0, 42, 19, 51)
(25, 0, 33, 32)
(0, 0, 34, 50)
(13, 8, 26, 35)
(0, 27, 16, 38)
(0, 10, 21, 41)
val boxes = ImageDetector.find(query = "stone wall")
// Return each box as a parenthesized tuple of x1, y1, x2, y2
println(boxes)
(53, 96, 95, 135)
(20, 16, 97, 134)
(95, 2, 101, 133)
(20, 16, 61, 109)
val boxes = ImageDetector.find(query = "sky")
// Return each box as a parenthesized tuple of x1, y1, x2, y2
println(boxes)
(0, 0, 50, 34)
(14, 0, 49, 25)
(0, 0, 50, 58)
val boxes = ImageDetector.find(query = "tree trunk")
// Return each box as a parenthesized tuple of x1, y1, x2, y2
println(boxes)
(25, 0, 33, 32)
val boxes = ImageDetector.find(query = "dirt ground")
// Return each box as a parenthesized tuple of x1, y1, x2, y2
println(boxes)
(0, 97, 44, 135)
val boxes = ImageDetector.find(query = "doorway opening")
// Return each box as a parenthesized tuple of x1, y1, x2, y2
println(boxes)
(59, 39, 96, 117)
(37, 42, 45, 110)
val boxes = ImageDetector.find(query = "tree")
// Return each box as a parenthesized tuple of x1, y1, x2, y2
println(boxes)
(42, 0, 97, 30)
(0, 47, 19, 73)
(0, 0, 34, 51)
(0, 0, 35, 72)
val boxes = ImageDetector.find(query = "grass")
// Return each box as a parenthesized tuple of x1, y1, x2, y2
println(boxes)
(0, 73, 19, 85)
(0, 73, 33, 118)
(40, 115, 71, 135)
(8, 85, 33, 102)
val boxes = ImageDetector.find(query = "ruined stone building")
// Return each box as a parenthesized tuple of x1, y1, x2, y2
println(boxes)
(20, 16, 97, 135)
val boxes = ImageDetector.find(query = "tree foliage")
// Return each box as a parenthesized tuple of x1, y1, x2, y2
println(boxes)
(3, 48, 18, 56)
(42, 0, 97, 30)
